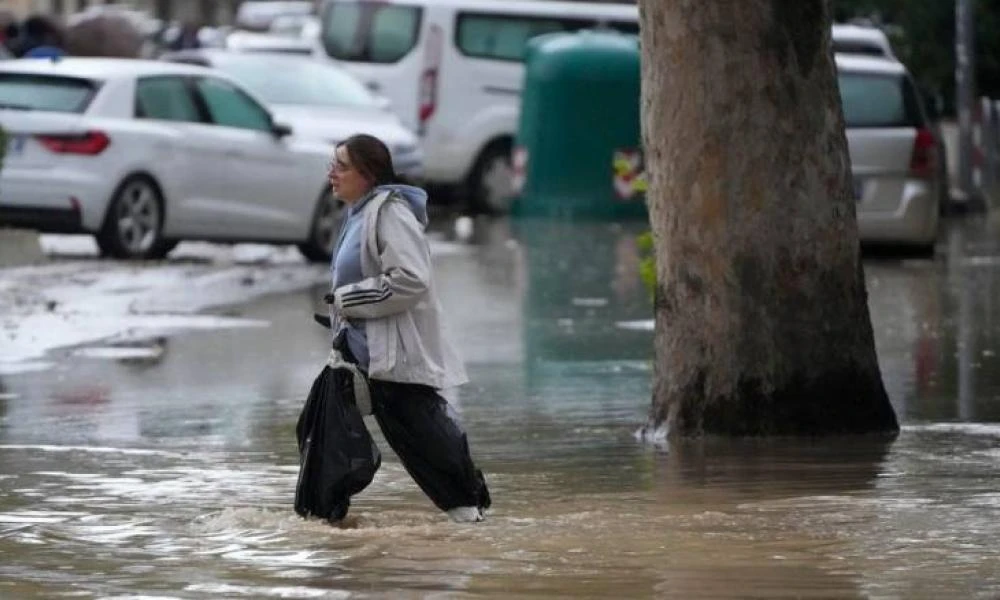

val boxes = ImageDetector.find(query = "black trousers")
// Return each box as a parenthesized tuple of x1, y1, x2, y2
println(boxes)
(337, 333, 490, 513)
(369, 379, 491, 512)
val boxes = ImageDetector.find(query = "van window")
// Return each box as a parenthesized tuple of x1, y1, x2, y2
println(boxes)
(838, 72, 924, 128)
(455, 13, 593, 62)
(321, 1, 422, 63)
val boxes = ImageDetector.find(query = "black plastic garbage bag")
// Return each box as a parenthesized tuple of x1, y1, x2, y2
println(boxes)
(294, 365, 380, 522)
(367, 380, 492, 513)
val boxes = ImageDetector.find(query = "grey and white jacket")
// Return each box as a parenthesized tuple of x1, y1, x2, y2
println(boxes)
(328, 186, 468, 390)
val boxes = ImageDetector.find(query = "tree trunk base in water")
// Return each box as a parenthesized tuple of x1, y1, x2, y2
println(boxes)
(646, 364, 899, 439)
(634, 422, 669, 449)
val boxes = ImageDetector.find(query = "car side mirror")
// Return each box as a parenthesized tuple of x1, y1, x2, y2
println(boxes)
(271, 122, 293, 138)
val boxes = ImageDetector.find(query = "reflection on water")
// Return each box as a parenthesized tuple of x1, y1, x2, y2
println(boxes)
(1, 216, 1000, 597)
(867, 218, 1000, 423)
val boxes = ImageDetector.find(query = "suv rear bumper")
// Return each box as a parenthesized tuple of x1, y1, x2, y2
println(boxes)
(858, 180, 938, 244)
(1, 166, 111, 231)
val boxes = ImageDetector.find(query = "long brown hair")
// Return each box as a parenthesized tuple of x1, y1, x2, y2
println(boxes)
(337, 134, 398, 187)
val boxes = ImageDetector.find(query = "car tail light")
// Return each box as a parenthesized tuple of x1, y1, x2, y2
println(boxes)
(512, 146, 528, 194)
(418, 24, 443, 133)
(909, 128, 937, 180)
(36, 131, 110, 155)
(418, 69, 438, 124)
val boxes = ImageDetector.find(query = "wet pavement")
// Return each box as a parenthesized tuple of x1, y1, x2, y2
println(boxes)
(1, 216, 1000, 598)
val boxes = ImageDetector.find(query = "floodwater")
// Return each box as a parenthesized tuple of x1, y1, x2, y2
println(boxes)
(2, 217, 1000, 599)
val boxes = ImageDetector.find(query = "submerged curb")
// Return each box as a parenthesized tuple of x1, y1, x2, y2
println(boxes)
(0, 229, 46, 268)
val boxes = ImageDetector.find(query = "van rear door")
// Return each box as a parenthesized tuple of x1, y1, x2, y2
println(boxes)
(318, 0, 425, 131)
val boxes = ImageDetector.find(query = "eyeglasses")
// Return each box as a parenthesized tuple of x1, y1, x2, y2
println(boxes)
(328, 159, 354, 174)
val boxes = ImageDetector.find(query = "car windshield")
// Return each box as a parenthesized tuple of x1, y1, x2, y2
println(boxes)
(0, 74, 97, 113)
(211, 56, 375, 108)
(838, 71, 924, 128)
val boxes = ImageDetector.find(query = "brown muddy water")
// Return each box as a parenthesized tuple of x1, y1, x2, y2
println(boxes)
(1, 218, 1000, 599)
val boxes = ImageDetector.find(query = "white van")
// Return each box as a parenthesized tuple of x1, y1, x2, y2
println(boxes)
(316, 0, 639, 211)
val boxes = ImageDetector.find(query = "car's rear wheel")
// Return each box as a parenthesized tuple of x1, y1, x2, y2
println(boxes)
(96, 175, 172, 260)
(298, 188, 344, 263)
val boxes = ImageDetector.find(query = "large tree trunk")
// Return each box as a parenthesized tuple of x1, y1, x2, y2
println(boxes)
(638, 0, 898, 437)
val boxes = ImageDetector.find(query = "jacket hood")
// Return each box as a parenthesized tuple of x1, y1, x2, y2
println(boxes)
(376, 184, 428, 227)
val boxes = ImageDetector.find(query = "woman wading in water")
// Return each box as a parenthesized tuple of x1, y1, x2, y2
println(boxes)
(320, 133, 491, 523)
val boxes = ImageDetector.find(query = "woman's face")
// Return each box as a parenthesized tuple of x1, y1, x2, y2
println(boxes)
(329, 145, 371, 203)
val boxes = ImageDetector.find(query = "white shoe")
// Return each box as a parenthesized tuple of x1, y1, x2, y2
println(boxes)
(447, 506, 483, 523)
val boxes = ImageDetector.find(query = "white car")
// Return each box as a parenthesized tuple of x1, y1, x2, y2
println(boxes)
(0, 58, 342, 262)
(838, 54, 942, 253)
(160, 50, 423, 181)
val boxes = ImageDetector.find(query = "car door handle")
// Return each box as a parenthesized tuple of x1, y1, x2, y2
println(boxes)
(224, 149, 246, 158)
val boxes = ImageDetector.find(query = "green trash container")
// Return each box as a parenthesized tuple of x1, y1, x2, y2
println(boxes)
(512, 31, 647, 219)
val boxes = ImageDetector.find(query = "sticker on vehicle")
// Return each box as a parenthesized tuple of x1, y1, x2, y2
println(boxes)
(613, 148, 647, 200)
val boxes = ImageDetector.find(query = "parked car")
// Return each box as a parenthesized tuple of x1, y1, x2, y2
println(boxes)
(0, 58, 342, 262)
(837, 54, 942, 254)
(161, 50, 422, 181)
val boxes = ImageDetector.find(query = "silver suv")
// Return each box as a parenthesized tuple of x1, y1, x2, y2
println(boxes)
(838, 54, 942, 255)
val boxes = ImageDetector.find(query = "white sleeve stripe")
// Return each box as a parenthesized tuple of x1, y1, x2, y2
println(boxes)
(342, 289, 392, 308)
(341, 284, 390, 301)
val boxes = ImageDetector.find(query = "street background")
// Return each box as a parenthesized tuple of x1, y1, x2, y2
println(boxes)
(3, 0, 1000, 597)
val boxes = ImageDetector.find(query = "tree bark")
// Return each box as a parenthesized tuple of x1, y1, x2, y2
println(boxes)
(638, 0, 898, 437)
